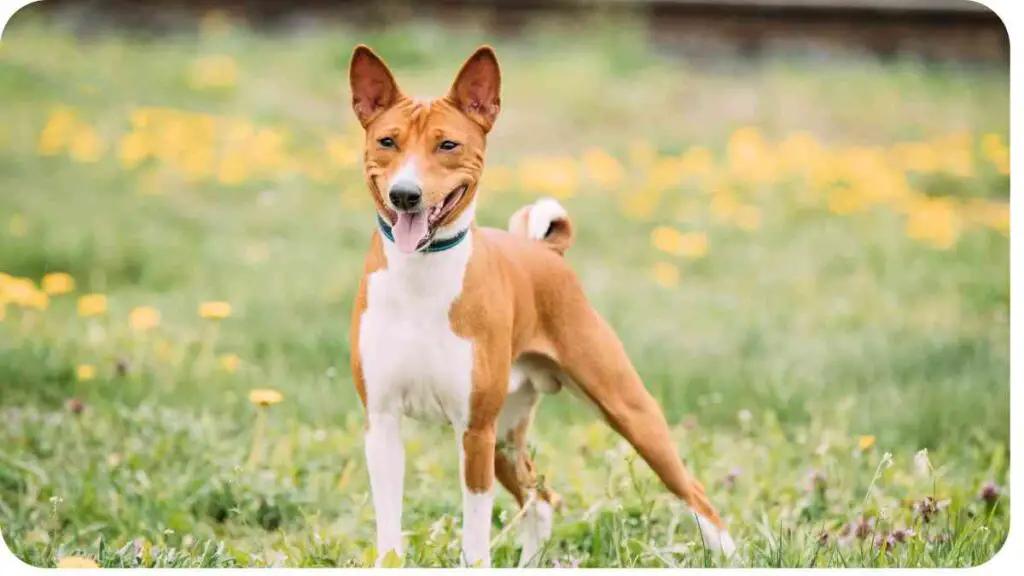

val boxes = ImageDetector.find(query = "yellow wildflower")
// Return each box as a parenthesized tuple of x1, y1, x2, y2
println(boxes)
(679, 146, 714, 177)
(77, 294, 108, 317)
(199, 301, 232, 320)
(651, 226, 683, 255)
(518, 156, 578, 199)
(3, 277, 39, 306)
(42, 272, 75, 295)
(217, 153, 248, 186)
(68, 125, 105, 163)
(906, 197, 960, 250)
(57, 556, 99, 569)
(118, 132, 151, 168)
(650, 262, 680, 288)
(677, 231, 709, 259)
(76, 364, 96, 382)
(980, 133, 1009, 175)
(129, 306, 161, 332)
(220, 353, 241, 373)
(249, 388, 283, 406)
(858, 435, 876, 451)
(37, 106, 77, 156)
(24, 290, 48, 311)
(581, 147, 624, 189)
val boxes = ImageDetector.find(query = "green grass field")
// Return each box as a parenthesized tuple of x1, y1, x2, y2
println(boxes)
(0, 9, 1010, 568)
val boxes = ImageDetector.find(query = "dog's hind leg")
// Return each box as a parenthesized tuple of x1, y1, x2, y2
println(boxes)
(548, 300, 735, 557)
(494, 369, 560, 566)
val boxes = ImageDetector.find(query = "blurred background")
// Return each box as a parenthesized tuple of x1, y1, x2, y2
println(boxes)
(0, 0, 1010, 569)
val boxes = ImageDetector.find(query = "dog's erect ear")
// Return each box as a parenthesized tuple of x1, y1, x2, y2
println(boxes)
(448, 46, 501, 132)
(349, 45, 402, 128)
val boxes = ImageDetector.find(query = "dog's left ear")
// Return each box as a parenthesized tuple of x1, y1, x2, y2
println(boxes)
(448, 46, 501, 132)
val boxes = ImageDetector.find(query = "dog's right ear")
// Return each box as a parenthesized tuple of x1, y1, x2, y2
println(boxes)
(349, 45, 401, 128)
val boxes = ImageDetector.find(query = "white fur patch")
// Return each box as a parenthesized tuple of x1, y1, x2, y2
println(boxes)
(364, 413, 405, 565)
(518, 498, 554, 567)
(526, 198, 567, 240)
(695, 513, 737, 558)
(457, 433, 495, 567)
(360, 230, 474, 424)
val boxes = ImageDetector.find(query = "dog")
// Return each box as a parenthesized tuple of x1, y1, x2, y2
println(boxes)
(348, 44, 735, 567)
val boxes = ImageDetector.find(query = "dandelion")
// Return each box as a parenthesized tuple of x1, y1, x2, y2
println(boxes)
(858, 435, 876, 451)
(37, 106, 78, 156)
(128, 306, 160, 332)
(42, 272, 75, 295)
(76, 364, 96, 381)
(118, 132, 151, 168)
(581, 147, 624, 189)
(199, 301, 231, 320)
(650, 261, 680, 288)
(220, 353, 241, 373)
(905, 197, 960, 250)
(216, 153, 248, 186)
(247, 388, 283, 469)
(677, 231, 709, 259)
(679, 146, 714, 177)
(68, 125, 105, 163)
(57, 556, 99, 569)
(77, 294, 108, 317)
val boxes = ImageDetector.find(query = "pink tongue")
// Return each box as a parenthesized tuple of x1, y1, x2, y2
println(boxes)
(393, 211, 429, 254)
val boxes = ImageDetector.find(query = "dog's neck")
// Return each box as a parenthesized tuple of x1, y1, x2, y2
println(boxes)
(378, 200, 476, 268)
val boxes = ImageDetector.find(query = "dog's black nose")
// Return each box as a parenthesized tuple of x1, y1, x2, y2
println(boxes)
(389, 183, 422, 211)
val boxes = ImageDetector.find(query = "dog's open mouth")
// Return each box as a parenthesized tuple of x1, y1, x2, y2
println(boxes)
(390, 185, 467, 254)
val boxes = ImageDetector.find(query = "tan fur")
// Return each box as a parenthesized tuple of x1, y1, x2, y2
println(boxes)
(349, 45, 727, 532)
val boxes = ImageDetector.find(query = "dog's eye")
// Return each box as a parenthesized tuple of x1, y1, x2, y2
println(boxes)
(377, 137, 397, 149)
(438, 140, 460, 152)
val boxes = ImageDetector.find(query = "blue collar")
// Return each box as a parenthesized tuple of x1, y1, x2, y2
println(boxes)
(377, 214, 469, 254)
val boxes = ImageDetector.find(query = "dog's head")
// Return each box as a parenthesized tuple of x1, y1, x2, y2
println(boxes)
(349, 45, 501, 254)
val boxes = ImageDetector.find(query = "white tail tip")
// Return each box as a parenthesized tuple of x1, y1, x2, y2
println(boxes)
(526, 198, 567, 241)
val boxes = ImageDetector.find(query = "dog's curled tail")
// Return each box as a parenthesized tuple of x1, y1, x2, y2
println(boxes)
(507, 197, 574, 255)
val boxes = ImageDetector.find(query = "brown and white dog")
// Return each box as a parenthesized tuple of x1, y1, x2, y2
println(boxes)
(348, 44, 735, 567)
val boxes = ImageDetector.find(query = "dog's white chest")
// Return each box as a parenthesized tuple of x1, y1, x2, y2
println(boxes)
(358, 237, 474, 426)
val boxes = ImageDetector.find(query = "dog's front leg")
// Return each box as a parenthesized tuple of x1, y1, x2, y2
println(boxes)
(458, 424, 497, 567)
(365, 412, 404, 565)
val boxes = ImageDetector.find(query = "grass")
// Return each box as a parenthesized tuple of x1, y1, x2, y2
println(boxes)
(0, 8, 1010, 568)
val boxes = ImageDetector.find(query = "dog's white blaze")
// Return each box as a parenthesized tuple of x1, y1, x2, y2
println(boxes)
(526, 197, 567, 240)
(519, 498, 554, 567)
(695, 513, 737, 558)
(364, 413, 404, 564)
(389, 157, 421, 193)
